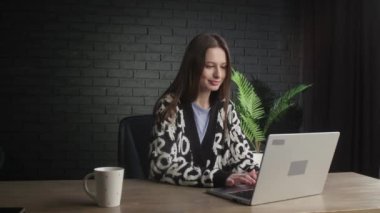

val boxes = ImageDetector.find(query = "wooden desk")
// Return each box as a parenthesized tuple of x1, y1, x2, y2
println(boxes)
(0, 172, 379, 213)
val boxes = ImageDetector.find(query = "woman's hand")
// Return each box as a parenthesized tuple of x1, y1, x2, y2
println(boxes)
(225, 170, 258, 187)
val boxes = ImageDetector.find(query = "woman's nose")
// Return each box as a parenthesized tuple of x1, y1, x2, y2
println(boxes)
(213, 67, 221, 78)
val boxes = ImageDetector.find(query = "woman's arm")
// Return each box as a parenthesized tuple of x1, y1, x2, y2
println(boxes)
(225, 102, 259, 173)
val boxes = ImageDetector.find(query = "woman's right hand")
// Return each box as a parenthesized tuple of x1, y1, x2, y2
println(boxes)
(225, 170, 257, 187)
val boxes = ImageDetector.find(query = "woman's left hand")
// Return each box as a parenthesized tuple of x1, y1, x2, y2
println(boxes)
(225, 170, 258, 187)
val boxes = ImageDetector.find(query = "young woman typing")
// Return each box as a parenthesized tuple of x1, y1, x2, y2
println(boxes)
(149, 33, 259, 187)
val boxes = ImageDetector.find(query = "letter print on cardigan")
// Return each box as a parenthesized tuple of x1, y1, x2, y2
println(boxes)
(149, 95, 258, 187)
(178, 132, 190, 155)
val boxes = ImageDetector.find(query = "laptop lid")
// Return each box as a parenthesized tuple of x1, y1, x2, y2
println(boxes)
(207, 132, 340, 206)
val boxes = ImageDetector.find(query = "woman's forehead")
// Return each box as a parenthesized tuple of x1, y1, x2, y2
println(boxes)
(205, 47, 227, 63)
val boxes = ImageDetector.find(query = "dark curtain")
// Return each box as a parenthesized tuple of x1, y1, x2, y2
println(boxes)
(301, 0, 380, 178)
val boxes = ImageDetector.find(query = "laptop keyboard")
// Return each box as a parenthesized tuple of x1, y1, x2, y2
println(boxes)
(230, 189, 254, 199)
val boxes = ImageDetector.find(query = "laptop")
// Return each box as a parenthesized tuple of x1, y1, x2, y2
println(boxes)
(207, 132, 340, 205)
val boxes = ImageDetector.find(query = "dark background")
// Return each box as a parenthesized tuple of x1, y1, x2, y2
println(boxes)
(0, 0, 302, 180)
(301, 0, 380, 179)
(1, 0, 379, 180)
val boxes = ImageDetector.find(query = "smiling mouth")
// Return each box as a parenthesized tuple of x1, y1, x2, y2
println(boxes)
(209, 80, 221, 86)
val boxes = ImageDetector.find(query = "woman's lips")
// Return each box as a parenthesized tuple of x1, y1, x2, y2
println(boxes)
(209, 80, 221, 86)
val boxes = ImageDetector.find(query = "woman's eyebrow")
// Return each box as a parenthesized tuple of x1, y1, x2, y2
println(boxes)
(205, 61, 226, 64)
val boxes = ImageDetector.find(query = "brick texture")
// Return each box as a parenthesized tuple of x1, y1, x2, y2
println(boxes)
(0, 0, 301, 180)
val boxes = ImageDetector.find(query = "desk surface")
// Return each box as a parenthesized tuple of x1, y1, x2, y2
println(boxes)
(1, 172, 380, 213)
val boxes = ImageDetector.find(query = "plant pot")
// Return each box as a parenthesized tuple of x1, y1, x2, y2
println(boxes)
(253, 152, 263, 166)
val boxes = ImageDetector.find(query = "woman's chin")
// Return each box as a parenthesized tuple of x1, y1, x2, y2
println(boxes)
(200, 85, 221, 93)
(209, 86, 221, 91)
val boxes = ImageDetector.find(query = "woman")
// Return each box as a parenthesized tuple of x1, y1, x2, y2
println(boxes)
(149, 33, 258, 187)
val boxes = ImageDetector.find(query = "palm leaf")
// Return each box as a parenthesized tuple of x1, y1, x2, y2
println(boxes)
(240, 114, 265, 150)
(232, 69, 265, 148)
(263, 84, 312, 135)
(231, 69, 265, 120)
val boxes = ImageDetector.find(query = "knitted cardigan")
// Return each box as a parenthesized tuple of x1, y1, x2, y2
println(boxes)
(149, 95, 258, 187)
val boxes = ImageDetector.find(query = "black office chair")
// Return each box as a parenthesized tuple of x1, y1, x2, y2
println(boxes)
(118, 114, 154, 179)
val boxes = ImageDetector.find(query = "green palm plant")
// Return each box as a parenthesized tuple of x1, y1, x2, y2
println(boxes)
(231, 68, 312, 152)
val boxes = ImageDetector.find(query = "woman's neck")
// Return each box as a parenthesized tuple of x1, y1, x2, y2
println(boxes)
(194, 91, 211, 109)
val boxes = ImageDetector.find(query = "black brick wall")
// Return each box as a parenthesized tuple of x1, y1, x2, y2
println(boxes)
(0, 0, 301, 180)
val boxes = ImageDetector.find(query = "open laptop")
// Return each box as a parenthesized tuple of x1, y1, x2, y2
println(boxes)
(207, 132, 340, 205)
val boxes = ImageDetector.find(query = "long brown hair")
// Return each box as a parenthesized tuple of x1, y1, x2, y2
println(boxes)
(154, 33, 232, 126)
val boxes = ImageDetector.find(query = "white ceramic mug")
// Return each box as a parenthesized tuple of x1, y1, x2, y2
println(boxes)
(83, 167, 124, 207)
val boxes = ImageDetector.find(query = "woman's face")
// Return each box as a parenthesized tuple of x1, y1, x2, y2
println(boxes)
(199, 47, 227, 93)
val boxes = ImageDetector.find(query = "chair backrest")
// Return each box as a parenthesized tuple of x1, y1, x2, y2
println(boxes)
(118, 114, 154, 179)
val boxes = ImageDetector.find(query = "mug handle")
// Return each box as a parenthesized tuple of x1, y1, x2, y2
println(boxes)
(83, 172, 97, 202)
